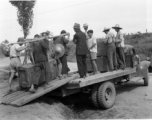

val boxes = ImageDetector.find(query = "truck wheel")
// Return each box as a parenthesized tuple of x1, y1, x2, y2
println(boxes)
(97, 82, 116, 109)
(144, 75, 149, 86)
(91, 84, 100, 108)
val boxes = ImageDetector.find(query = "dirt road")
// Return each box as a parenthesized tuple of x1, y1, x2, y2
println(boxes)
(0, 57, 152, 119)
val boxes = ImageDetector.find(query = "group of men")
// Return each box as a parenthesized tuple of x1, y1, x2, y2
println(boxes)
(8, 23, 126, 93)
(73, 23, 126, 78)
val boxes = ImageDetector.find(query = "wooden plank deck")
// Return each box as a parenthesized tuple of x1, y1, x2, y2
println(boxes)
(0, 73, 79, 107)
(65, 67, 136, 89)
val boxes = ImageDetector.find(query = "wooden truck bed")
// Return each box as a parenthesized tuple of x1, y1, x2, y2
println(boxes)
(65, 67, 136, 89)
(0, 74, 79, 107)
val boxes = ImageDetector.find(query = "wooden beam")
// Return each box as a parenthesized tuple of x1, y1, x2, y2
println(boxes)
(8, 33, 68, 45)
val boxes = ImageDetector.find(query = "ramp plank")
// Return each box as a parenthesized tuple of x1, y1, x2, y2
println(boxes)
(9, 74, 79, 106)
(1, 91, 26, 103)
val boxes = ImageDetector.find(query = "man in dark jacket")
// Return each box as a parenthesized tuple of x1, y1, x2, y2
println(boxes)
(29, 32, 51, 93)
(54, 30, 70, 78)
(73, 23, 88, 78)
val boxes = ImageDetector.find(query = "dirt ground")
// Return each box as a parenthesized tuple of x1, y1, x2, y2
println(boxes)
(0, 57, 152, 119)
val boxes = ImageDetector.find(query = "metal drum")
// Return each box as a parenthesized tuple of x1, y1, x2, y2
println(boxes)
(54, 44, 65, 58)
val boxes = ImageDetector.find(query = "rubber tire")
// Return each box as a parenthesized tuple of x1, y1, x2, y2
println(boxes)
(144, 75, 149, 86)
(91, 84, 100, 108)
(97, 82, 116, 109)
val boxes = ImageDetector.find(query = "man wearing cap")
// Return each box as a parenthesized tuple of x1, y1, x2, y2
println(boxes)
(112, 24, 126, 69)
(87, 30, 99, 74)
(73, 23, 88, 78)
(8, 37, 27, 92)
(83, 23, 90, 40)
(103, 27, 117, 71)
(54, 30, 70, 78)
(29, 32, 51, 92)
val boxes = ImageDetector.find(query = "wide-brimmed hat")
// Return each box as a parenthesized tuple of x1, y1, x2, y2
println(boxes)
(73, 23, 80, 29)
(103, 27, 110, 32)
(83, 23, 88, 27)
(112, 24, 122, 29)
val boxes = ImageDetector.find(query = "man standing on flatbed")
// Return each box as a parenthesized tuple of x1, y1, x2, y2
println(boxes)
(29, 32, 51, 93)
(54, 30, 71, 78)
(73, 23, 88, 78)
(103, 27, 117, 71)
(87, 30, 99, 74)
(112, 24, 126, 69)
(8, 37, 27, 92)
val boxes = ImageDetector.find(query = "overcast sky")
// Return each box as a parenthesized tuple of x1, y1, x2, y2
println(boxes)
(0, 0, 152, 42)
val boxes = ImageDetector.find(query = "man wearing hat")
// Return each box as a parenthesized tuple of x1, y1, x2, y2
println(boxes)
(73, 23, 88, 78)
(103, 27, 117, 71)
(83, 23, 90, 40)
(8, 37, 27, 92)
(112, 24, 126, 69)
(54, 30, 71, 79)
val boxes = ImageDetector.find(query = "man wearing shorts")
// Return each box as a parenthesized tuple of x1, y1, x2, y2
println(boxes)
(9, 37, 27, 92)
(87, 30, 99, 74)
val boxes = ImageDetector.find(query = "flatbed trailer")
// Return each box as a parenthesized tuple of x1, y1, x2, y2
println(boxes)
(50, 61, 149, 109)
(0, 58, 149, 109)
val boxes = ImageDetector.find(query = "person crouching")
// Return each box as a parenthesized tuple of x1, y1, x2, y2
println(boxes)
(8, 37, 27, 92)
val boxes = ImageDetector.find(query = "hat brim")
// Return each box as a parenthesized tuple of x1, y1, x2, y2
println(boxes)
(103, 29, 110, 32)
(112, 27, 122, 29)
(73, 26, 80, 29)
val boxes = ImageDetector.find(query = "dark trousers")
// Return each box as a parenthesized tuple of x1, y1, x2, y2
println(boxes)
(59, 54, 70, 74)
(116, 47, 126, 68)
(107, 45, 117, 71)
(33, 61, 51, 85)
(76, 55, 87, 78)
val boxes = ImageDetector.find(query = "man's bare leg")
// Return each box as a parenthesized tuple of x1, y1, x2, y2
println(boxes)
(8, 72, 15, 92)
(29, 84, 36, 93)
(92, 60, 100, 74)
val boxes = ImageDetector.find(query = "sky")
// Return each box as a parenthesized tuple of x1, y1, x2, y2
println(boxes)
(0, 0, 152, 42)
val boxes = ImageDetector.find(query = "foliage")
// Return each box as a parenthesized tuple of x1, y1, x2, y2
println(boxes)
(9, 0, 36, 38)
(125, 32, 152, 60)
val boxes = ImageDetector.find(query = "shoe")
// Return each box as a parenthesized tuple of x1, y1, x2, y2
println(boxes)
(120, 67, 125, 70)
(58, 75, 63, 80)
(67, 73, 71, 77)
(114, 67, 118, 71)
(95, 71, 100, 74)
(86, 73, 90, 77)
(62, 74, 67, 79)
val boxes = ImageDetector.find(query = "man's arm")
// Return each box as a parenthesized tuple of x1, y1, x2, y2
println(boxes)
(73, 34, 78, 44)
(15, 44, 27, 52)
(103, 34, 109, 43)
(115, 33, 122, 43)
(89, 38, 97, 50)
(62, 34, 70, 44)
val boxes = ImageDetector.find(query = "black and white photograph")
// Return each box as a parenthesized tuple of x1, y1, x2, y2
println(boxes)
(0, 0, 152, 119)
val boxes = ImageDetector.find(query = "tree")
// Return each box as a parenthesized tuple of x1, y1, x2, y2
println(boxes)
(9, 0, 36, 38)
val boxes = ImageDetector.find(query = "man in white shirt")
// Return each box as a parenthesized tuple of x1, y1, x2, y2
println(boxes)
(9, 37, 27, 92)
(87, 30, 99, 74)
(112, 24, 126, 69)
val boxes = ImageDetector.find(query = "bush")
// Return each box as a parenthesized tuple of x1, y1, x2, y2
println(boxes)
(125, 33, 152, 58)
